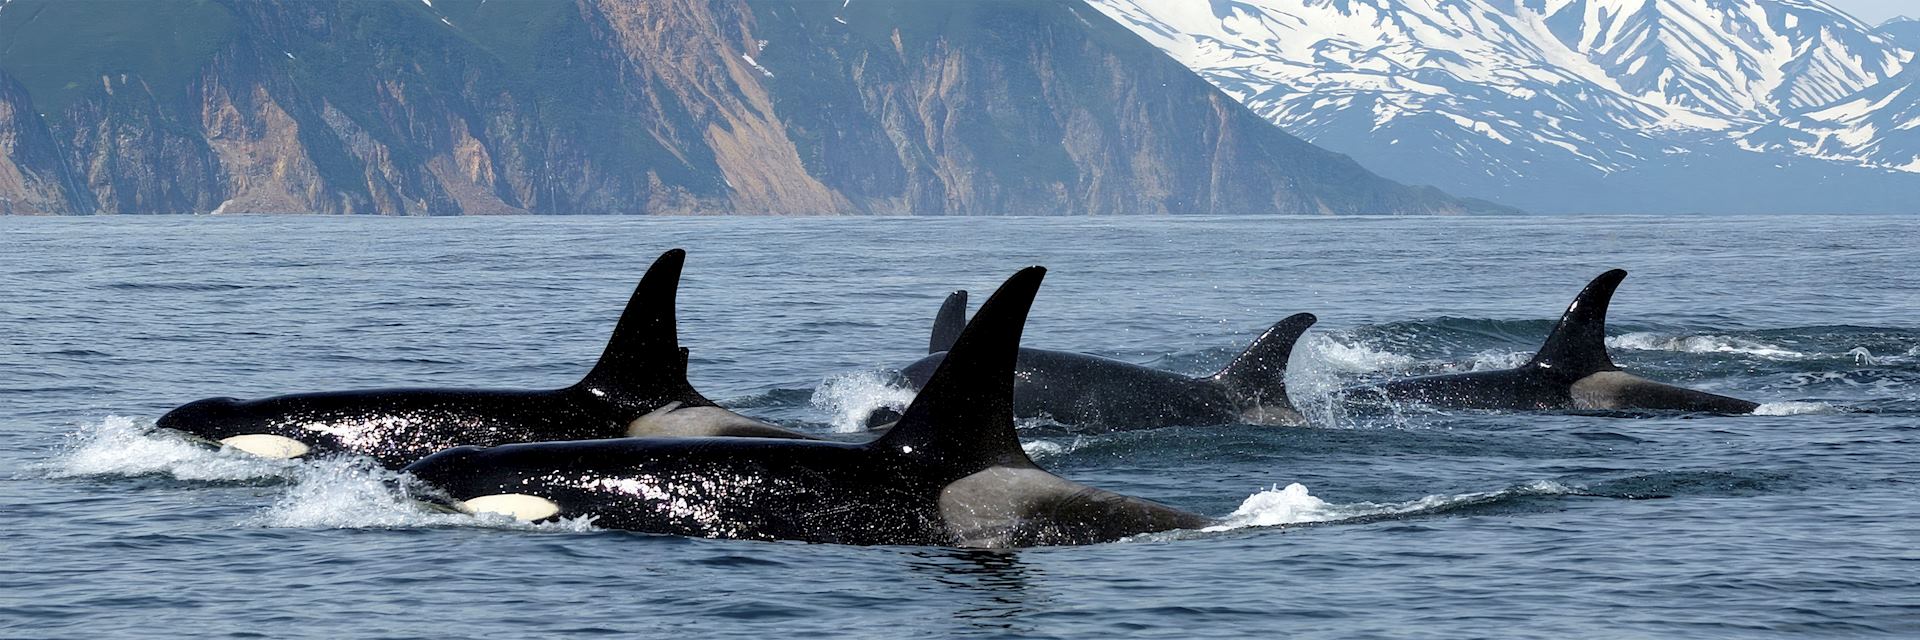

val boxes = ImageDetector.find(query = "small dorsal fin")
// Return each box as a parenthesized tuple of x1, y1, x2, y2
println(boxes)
(929, 290, 969, 354)
(1528, 269, 1626, 375)
(1209, 312, 1316, 405)
(575, 249, 717, 410)
(874, 268, 1044, 473)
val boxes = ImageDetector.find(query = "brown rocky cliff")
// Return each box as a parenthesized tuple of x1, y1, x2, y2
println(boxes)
(745, 1, 1486, 214)
(587, 0, 841, 214)
(0, 0, 1508, 215)
(0, 72, 83, 214)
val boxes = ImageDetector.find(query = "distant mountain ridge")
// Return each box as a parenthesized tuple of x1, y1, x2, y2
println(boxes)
(1881, 14, 1920, 43)
(1089, 0, 1920, 213)
(0, 0, 1498, 215)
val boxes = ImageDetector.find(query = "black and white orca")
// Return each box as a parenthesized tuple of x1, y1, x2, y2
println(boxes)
(156, 249, 812, 469)
(872, 290, 1316, 431)
(403, 267, 1215, 546)
(1334, 269, 1760, 414)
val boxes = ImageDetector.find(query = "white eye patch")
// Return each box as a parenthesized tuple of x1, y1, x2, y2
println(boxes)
(459, 494, 561, 522)
(218, 434, 310, 459)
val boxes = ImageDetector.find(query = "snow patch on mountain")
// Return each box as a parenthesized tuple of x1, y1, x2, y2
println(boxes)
(1087, 0, 1920, 209)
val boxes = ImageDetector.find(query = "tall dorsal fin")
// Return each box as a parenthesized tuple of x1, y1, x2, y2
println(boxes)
(1528, 269, 1626, 375)
(874, 268, 1044, 473)
(575, 249, 717, 409)
(929, 290, 969, 354)
(1208, 313, 1316, 404)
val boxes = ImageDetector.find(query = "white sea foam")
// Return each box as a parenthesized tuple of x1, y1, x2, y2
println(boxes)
(247, 458, 597, 532)
(809, 369, 918, 433)
(1020, 437, 1088, 462)
(1608, 332, 1804, 359)
(1304, 335, 1420, 373)
(1753, 401, 1843, 416)
(44, 415, 298, 482)
(1846, 347, 1878, 365)
(1290, 335, 1425, 424)
(1202, 480, 1575, 532)
(1466, 350, 1531, 371)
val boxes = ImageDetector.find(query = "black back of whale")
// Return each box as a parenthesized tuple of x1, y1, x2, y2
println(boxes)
(1337, 270, 1760, 414)
(156, 249, 807, 469)
(886, 290, 1316, 430)
(405, 267, 1213, 547)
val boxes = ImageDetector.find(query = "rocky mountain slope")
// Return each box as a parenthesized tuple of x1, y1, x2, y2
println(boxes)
(0, 0, 1497, 215)
(1089, 0, 1920, 213)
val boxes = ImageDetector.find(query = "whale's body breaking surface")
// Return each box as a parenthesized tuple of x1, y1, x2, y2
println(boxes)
(156, 249, 809, 469)
(882, 291, 1316, 431)
(406, 267, 1214, 547)
(1335, 270, 1760, 415)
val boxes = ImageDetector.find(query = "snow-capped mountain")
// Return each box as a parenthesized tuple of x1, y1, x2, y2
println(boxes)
(1088, 0, 1920, 213)
(1740, 14, 1920, 181)
(1881, 15, 1920, 48)
(1558, 0, 1905, 118)
(1751, 59, 1920, 172)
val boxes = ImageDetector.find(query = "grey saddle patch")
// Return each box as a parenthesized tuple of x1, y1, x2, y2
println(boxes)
(626, 402, 813, 439)
(1570, 371, 1645, 410)
(938, 466, 1211, 547)
(1570, 371, 1758, 413)
(1238, 403, 1305, 427)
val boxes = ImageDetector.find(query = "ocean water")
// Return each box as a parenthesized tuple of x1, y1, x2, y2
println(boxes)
(1, 215, 1915, 639)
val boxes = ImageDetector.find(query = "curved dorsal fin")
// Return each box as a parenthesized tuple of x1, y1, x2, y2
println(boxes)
(875, 268, 1044, 473)
(929, 290, 969, 354)
(1528, 269, 1626, 375)
(1209, 312, 1316, 404)
(575, 249, 717, 409)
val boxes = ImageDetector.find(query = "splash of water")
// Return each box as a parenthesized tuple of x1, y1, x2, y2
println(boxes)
(1303, 335, 1421, 374)
(1608, 333, 1804, 359)
(246, 457, 598, 532)
(43, 415, 298, 482)
(1752, 401, 1844, 416)
(1203, 480, 1576, 532)
(1020, 437, 1089, 462)
(1466, 350, 1531, 371)
(809, 369, 918, 433)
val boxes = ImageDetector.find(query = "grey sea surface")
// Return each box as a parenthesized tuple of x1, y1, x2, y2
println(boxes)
(1, 215, 1915, 638)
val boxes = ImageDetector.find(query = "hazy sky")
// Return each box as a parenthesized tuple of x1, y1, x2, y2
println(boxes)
(1825, 0, 1908, 24)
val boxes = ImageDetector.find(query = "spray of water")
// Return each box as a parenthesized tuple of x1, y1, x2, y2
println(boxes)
(246, 457, 599, 532)
(1202, 480, 1576, 532)
(1020, 437, 1091, 462)
(1752, 401, 1844, 416)
(809, 369, 918, 433)
(43, 415, 298, 482)
(1608, 333, 1804, 359)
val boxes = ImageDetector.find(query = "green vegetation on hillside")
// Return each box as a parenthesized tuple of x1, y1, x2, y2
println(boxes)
(0, 0, 236, 113)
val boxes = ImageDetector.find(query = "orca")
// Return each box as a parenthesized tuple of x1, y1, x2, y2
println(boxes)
(156, 249, 813, 469)
(872, 290, 1316, 431)
(403, 267, 1215, 547)
(1334, 269, 1760, 414)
